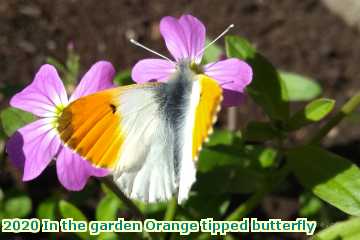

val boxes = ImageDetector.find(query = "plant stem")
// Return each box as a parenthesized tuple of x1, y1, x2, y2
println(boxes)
(163, 197, 178, 240)
(226, 188, 267, 221)
(224, 132, 289, 221)
(310, 91, 360, 144)
(225, 162, 291, 221)
(164, 197, 177, 221)
(102, 177, 145, 221)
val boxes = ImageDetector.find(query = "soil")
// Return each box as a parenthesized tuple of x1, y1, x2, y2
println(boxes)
(2, 0, 360, 145)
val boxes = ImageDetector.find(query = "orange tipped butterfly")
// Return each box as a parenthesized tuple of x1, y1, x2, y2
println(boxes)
(57, 26, 234, 204)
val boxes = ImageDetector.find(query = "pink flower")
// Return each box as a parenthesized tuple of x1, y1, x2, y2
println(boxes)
(6, 61, 115, 190)
(132, 15, 253, 107)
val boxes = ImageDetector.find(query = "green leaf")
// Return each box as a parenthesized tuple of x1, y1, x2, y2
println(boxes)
(304, 99, 335, 121)
(226, 35, 289, 121)
(225, 35, 256, 59)
(185, 193, 230, 219)
(113, 69, 133, 86)
(198, 148, 240, 172)
(96, 194, 121, 221)
(288, 146, 360, 216)
(0, 108, 36, 136)
(0, 125, 6, 139)
(202, 38, 223, 63)
(134, 201, 167, 216)
(299, 192, 323, 217)
(259, 148, 277, 168)
(59, 200, 89, 240)
(195, 166, 266, 194)
(314, 217, 360, 240)
(36, 198, 57, 220)
(59, 200, 87, 221)
(280, 71, 322, 101)
(98, 232, 119, 240)
(288, 98, 335, 130)
(4, 195, 32, 218)
(244, 121, 280, 141)
(206, 129, 234, 146)
(198, 144, 278, 173)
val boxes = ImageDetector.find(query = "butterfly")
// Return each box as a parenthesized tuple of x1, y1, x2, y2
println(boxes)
(57, 61, 222, 203)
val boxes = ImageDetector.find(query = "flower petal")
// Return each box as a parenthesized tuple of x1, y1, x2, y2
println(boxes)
(160, 16, 188, 61)
(178, 15, 206, 63)
(70, 61, 115, 102)
(6, 119, 61, 181)
(6, 132, 25, 169)
(56, 147, 109, 191)
(160, 15, 205, 62)
(10, 64, 68, 117)
(204, 58, 252, 107)
(222, 89, 246, 107)
(131, 58, 176, 83)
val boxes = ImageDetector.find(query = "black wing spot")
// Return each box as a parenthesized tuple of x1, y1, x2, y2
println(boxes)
(110, 104, 116, 113)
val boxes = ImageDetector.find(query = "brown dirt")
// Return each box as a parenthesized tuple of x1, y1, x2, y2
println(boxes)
(2, 0, 360, 146)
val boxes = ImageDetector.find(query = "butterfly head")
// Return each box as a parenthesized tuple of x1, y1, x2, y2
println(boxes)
(174, 60, 204, 78)
(189, 61, 204, 75)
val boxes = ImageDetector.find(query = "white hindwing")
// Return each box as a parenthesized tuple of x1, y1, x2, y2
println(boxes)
(113, 86, 178, 203)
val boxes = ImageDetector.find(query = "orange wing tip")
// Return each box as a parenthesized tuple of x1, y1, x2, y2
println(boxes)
(57, 89, 124, 169)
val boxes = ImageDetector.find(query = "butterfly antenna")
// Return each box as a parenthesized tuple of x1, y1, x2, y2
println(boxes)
(129, 38, 174, 63)
(196, 24, 235, 58)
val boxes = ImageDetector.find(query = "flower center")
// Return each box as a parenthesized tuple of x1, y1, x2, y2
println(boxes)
(51, 104, 67, 130)
(189, 61, 204, 74)
(55, 104, 66, 117)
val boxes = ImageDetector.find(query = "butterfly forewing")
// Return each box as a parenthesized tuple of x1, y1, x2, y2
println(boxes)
(58, 88, 124, 168)
(57, 83, 178, 202)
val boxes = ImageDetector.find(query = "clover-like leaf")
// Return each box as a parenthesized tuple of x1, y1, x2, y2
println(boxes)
(226, 35, 289, 122)
(4, 194, 32, 218)
(37, 198, 57, 220)
(96, 194, 122, 221)
(313, 217, 360, 240)
(280, 71, 322, 101)
(287, 98, 335, 130)
(0, 107, 35, 136)
(59, 200, 90, 240)
(288, 146, 360, 216)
